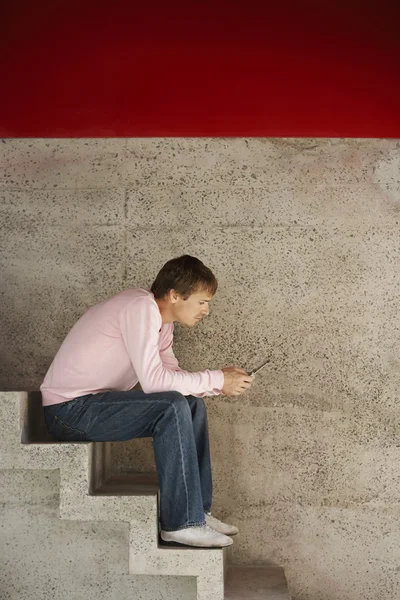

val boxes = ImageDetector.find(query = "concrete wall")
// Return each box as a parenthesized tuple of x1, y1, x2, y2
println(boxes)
(1, 138, 400, 600)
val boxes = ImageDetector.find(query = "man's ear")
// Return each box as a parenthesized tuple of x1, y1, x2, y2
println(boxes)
(169, 289, 179, 303)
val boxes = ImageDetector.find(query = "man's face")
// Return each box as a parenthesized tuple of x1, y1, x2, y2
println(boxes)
(171, 289, 213, 327)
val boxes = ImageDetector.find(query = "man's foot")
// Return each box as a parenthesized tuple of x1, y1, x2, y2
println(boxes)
(160, 524, 233, 548)
(205, 512, 239, 536)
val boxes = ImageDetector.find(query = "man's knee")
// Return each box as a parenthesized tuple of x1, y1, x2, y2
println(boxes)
(186, 395, 207, 419)
(163, 391, 189, 409)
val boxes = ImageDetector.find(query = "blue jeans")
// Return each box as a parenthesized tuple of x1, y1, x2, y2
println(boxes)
(43, 391, 212, 531)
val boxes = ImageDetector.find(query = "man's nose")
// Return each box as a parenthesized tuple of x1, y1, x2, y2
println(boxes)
(202, 306, 210, 316)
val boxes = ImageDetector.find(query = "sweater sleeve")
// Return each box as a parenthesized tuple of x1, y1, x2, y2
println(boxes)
(159, 324, 181, 371)
(119, 297, 224, 396)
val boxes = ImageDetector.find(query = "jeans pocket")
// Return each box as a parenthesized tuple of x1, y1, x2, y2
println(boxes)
(46, 413, 86, 442)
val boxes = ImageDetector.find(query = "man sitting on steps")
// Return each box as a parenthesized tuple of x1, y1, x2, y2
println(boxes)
(41, 254, 252, 548)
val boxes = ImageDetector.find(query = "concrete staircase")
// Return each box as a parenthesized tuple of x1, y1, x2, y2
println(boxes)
(0, 391, 291, 599)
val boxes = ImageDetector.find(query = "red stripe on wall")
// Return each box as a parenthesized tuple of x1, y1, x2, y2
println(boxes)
(1, 0, 400, 137)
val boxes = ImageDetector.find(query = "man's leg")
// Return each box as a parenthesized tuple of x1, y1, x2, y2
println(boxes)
(185, 395, 212, 513)
(184, 395, 239, 537)
(43, 390, 205, 531)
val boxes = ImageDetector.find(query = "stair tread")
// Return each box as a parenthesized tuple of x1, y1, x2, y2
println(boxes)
(224, 566, 290, 600)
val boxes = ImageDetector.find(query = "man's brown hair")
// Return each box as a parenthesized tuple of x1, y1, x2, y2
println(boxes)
(150, 255, 218, 300)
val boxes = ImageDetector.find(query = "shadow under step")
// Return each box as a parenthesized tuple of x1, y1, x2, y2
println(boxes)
(92, 472, 159, 495)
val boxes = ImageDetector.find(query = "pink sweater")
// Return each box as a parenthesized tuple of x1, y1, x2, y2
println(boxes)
(40, 288, 224, 406)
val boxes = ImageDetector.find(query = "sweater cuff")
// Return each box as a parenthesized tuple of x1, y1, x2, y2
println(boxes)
(210, 369, 225, 393)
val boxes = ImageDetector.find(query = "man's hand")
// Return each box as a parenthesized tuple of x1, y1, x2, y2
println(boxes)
(221, 367, 253, 397)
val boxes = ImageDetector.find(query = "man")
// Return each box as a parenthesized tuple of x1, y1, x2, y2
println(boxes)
(41, 255, 252, 548)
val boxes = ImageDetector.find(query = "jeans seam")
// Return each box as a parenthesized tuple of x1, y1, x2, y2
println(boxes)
(171, 401, 190, 526)
(53, 414, 86, 438)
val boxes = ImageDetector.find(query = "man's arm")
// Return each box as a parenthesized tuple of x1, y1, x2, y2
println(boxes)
(119, 297, 224, 396)
(159, 326, 181, 371)
(159, 325, 209, 397)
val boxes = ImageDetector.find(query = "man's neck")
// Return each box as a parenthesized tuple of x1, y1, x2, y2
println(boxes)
(155, 297, 174, 325)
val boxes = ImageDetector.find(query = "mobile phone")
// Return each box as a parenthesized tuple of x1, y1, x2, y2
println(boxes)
(248, 358, 271, 377)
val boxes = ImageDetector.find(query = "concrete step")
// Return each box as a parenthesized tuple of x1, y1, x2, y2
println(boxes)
(0, 392, 291, 600)
(224, 566, 291, 599)
(98, 475, 291, 598)
(0, 393, 226, 599)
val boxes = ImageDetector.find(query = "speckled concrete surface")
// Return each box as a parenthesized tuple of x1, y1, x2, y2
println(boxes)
(0, 392, 227, 600)
(0, 392, 224, 600)
(0, 468, 195, 600)
(232, 504, 400, 600)
(224, 565, 290, 599)
(1, 138, 400, 599)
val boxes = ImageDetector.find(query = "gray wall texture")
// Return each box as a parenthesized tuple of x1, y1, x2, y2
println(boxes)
(1, 138, 400, 600)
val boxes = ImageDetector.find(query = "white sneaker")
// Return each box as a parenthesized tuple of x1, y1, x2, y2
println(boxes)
(160, 524, 233, 548)
(205, 512, 239, 536)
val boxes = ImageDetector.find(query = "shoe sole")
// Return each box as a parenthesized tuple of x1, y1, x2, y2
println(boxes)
(159, 534, 233, 548)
